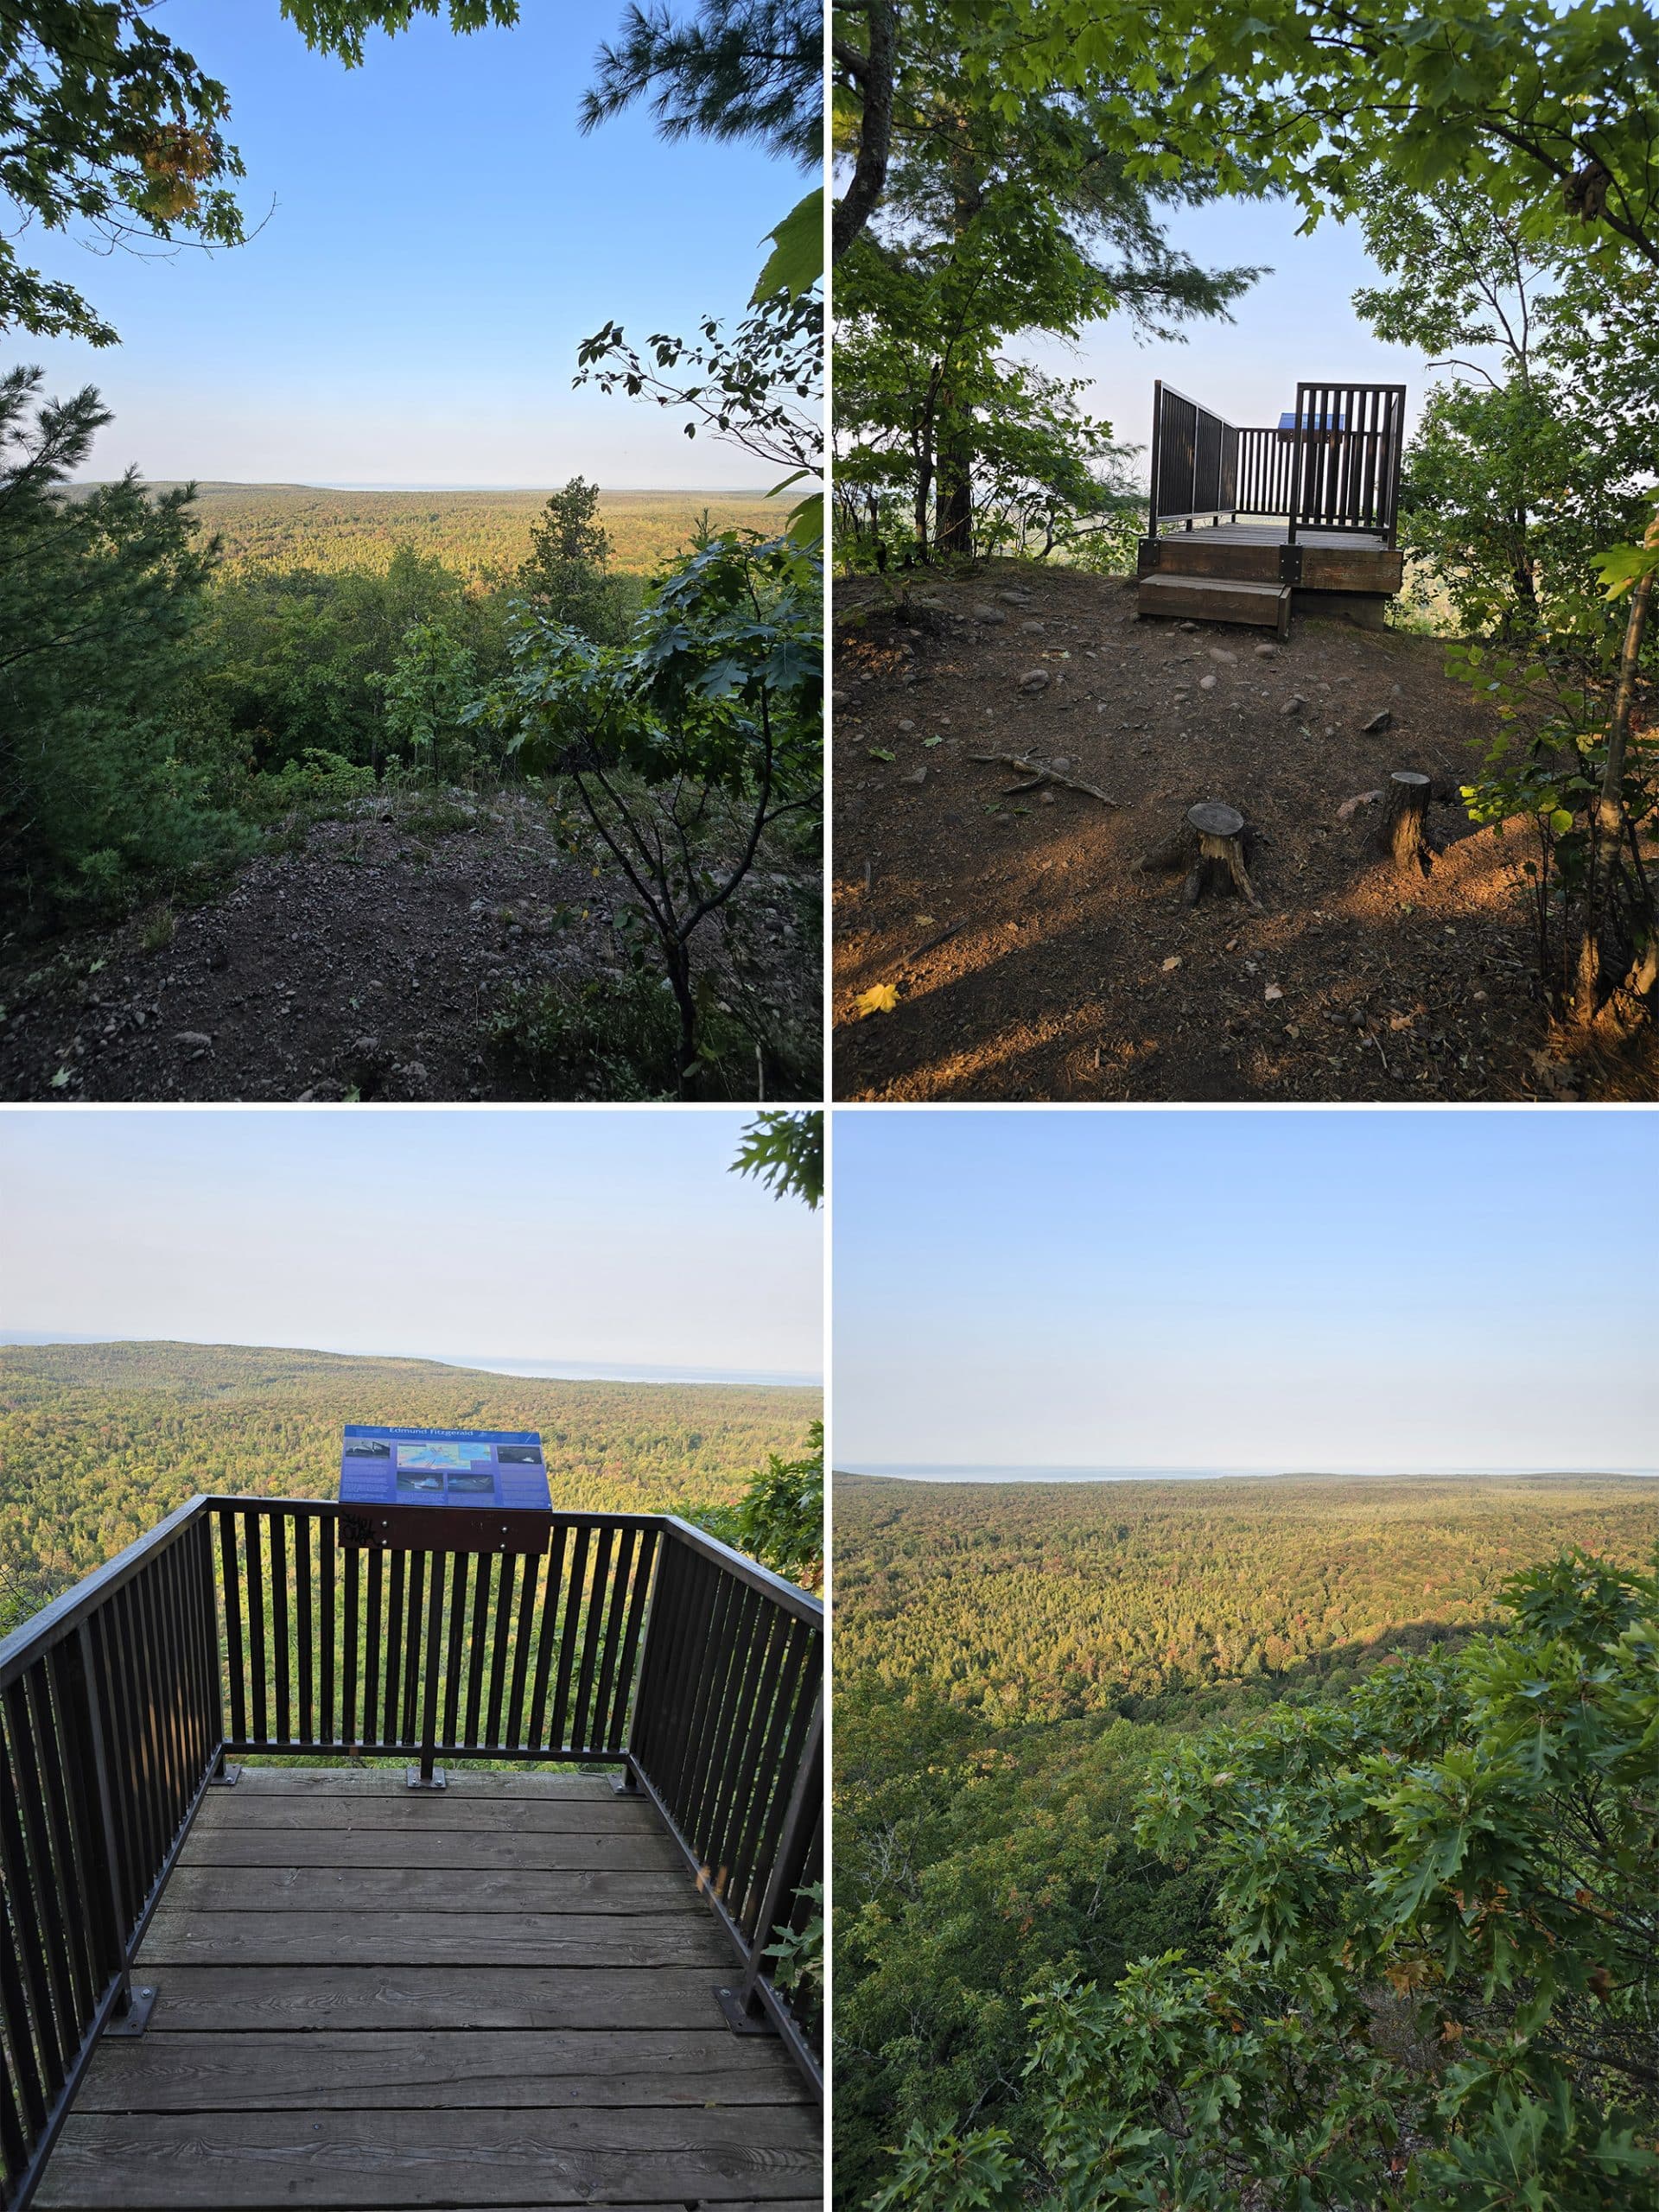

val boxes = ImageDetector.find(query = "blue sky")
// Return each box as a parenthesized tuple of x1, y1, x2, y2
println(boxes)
(24, 2, 796, 486)
(834, 1110, 1659, 1475)
(0, 1109, 822, 1383)
(1024, 198, 1440, 489)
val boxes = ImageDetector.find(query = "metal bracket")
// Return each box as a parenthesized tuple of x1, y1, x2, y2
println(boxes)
(105, 1984, 158, 2037)
(1279, 543, 1304, 586)
(612, 1767, 641, 1796)
(406, 1764, 447, 1790)
(207, 1762, 241, 1788)
(715, 1985, 778, 2037)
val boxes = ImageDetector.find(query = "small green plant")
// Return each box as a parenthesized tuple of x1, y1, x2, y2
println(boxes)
(692, 1421, 823, 1591)
(137, 905, 176, 953)
(765, 1880, 823, 2007)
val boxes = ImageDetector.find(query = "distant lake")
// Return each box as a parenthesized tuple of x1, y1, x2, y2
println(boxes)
(837, 1463, 1659, 1484)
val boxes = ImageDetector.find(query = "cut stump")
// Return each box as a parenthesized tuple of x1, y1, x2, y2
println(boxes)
(1183, 803, 1262, 909)
(1380, 771, 1431, 874)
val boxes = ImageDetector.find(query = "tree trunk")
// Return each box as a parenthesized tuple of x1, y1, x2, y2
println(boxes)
(1380, 771, 1431, 874)
(1573, 538, 1656, 1024)
(934, 401, 973, 562)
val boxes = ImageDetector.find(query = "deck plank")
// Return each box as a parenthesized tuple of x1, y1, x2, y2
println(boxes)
(34, 2107, 820, 2209)
(137, 1909, 730, 1967)
(73, 2031, 807, 2110)
(130, 1966, 733, 2032)
(193, 1792, 663, 1834)
(161, 1866, 700, 1914)
(178, 1827, 683, 1871)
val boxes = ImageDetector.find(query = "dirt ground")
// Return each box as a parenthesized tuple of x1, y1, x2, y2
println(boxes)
(0, 790, 818, 1102)
(833, 561, 1630, 1102)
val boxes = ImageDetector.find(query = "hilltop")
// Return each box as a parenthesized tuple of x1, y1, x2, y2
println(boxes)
(0, 1339, 820, 1629)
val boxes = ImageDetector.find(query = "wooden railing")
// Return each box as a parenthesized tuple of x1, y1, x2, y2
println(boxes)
(1149, 378, 1407, 545)
(0, 1497, 823, 2209)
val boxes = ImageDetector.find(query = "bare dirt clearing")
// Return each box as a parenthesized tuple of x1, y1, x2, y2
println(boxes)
(832, 561, 1595, 1102)
(0, 791, 817, 1101)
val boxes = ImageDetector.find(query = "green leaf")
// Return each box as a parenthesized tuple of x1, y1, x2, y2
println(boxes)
(752, 188, 823, 304)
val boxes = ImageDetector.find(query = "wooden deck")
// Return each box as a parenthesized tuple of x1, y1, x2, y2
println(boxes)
(1138, 521, 1405, 610)
(33, 1769, 820, 2211)
(1151, 522, 1389, 549)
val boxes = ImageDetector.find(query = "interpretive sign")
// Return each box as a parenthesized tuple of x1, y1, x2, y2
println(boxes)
(337, 1424, 553, 1554)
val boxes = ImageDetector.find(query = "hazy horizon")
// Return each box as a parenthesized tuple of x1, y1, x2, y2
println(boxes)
(837, 1462, 1659, 1484)
(0, 1332, 819, 1391)
(0, 1111, 822, 1383)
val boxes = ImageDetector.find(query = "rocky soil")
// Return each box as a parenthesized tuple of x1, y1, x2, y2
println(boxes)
(832, 561, 1621, 1103)
(0, 790, 817, 1101)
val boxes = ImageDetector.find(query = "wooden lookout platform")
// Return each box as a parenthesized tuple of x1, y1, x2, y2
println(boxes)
(2, 1499, 823, 2212)
(1137, 380, 1407, 636)
(31, 1768, 818, 2210)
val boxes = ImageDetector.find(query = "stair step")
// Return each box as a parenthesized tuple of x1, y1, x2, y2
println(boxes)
(1137, 573, 1291, 636)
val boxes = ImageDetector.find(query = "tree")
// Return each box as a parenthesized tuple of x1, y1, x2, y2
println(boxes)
(580, 0, 819, 165)
(731, 1108, 823, 1208)
(1351, 177, 1657, 644)
(516, 477, 630, 645)
(694, 1421, 823, 1591)
(0, 367, 236, 918)
(373, 618, 481, 780)
(878, 1548, 1659, 2210)
(0, 2, 519, 346)
(477, 528, 820, 1095)
(835, 79, 1256, 563)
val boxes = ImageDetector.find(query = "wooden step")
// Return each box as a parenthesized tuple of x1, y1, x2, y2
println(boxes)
(1137, 572, 1291, 636)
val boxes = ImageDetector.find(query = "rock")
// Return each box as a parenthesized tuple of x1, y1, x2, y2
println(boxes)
(1264, 984, 1284, 1003)
(1017, 669, 1051, 693)
(346, 1033, 382, 1061)
(1161, 955, 1183, 971)
(901, 767, 927, 785)
(1020, 620, 1046, 634)
(1363, 708, 1392, 732)
(173, 1030, 213, 1048)
(1208, 648, 1236, 664)
(897, 718, 916, 732)
(831, 690, 851, 709)
(1038, 789, 1056, 805)
(1281, 694, 1307, 715)
(392, 1061, 432, 1099)
(1336, 789, 1383, 822)
(972, 605, 1008, 625)
(1178, 620, 1198, 631)
(1051, 757, 1072, 770)
(1255, 643, 1278, 658)
(1199, 675, 1217, 691)
(298, 1078, 350, 1103)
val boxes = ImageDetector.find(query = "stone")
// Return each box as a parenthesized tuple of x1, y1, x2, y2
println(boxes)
(1363, 708, 1392, 732)
(901, 767, 927, 785)
(1281, 695, 1306, 715)
(1017, 669, 1051, 693)
(173, 1030, 213, 1048)
(1255, 643, 1278, 658)
(972, 605, 1008, 625)
(1199, 675, 1217, 691)
(1020, 619, 1046, 634)
(897, 718, 916, 732)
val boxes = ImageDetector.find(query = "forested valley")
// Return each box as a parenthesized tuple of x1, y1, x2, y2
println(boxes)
(0, 1339, 821, 1637)
(835, 1472, 1659, 2208)
(1, 1, 823, 1103)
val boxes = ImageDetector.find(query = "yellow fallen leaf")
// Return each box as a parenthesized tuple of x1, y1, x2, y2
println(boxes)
(856, 982, 899, 1016)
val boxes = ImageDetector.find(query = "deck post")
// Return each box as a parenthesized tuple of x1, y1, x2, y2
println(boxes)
(715, 1698, 823, 2034)
(1147, 379, 1162, 541)
(408, 1546, 448, 1789)
(63, 1623, 142, 2024)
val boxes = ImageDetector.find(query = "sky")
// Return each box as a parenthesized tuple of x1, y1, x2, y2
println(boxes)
(1028, 195, 1436, 493)
(0, 1109, 822, 1384)
(834, 1109, 1659, 1476)
(23, 1, 798, 487)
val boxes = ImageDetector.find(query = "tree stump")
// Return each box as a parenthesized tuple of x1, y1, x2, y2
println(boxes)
(1182, 802, 1261, 909)
(1380, 771, 1431, 874)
